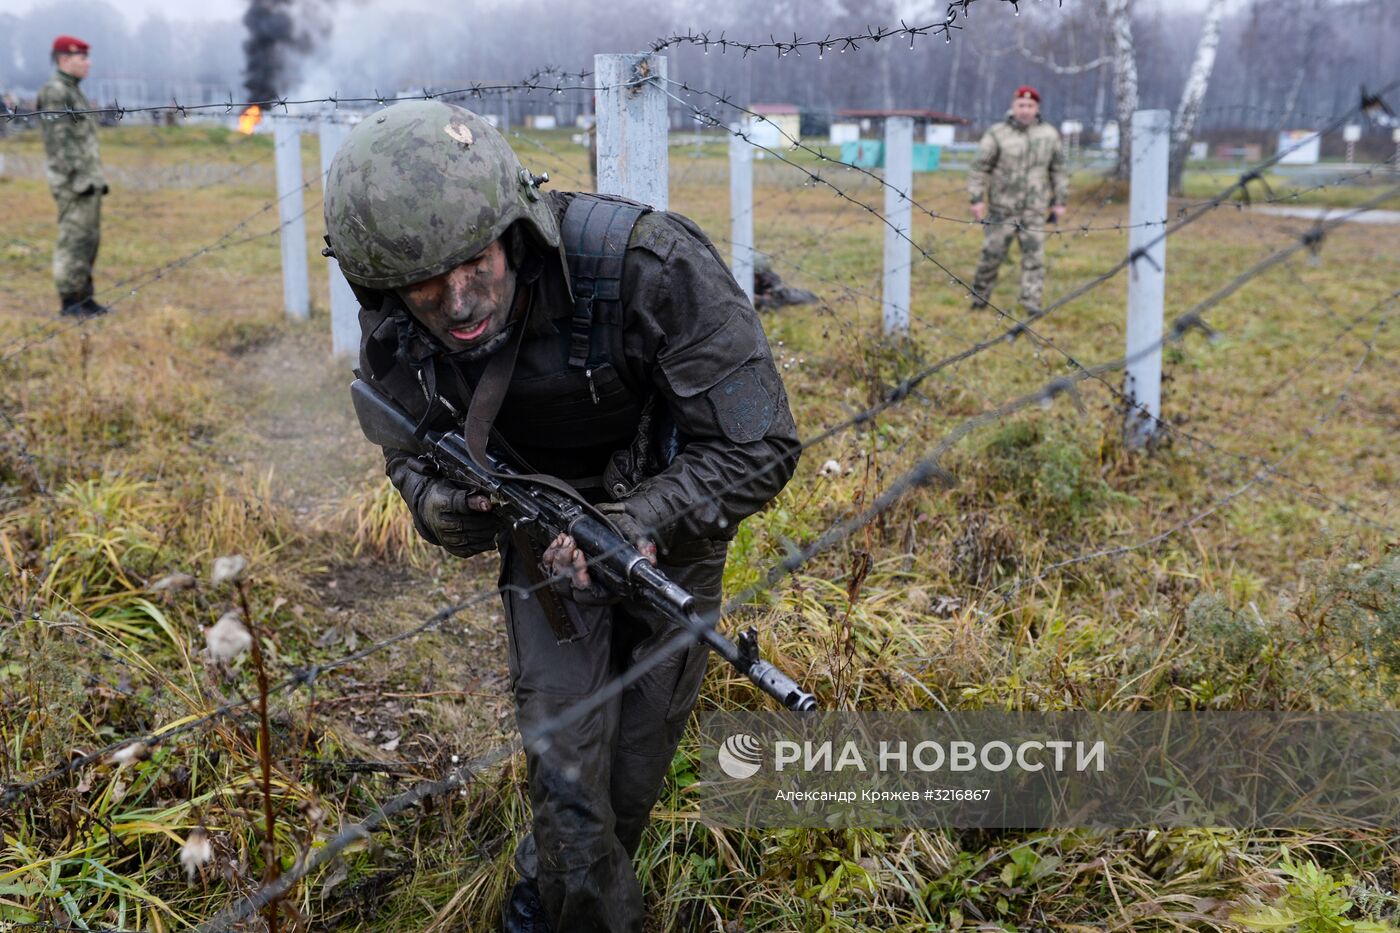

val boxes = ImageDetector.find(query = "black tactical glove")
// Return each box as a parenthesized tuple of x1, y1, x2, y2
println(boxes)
(597, 501, 659, 563)
(386, 451, 499, 558)
(417, 480, 499, 557)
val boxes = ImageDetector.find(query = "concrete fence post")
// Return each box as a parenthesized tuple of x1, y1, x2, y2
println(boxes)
(1123, 109, 1170, 448)
(729, 122, 755, 301)
(594, 53, 668, 210)
(882, 115, 914, 336)
(318, 119, 358, 357)
(273, 122, 310, 322)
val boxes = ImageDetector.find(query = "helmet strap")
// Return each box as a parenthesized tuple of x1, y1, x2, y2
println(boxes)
(505, 223, 545, 286)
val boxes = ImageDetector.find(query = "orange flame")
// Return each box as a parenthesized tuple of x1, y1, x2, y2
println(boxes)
(237, 105, 262, 135)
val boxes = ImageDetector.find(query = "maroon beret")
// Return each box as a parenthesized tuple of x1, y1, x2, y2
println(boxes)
(52, 35, 90, 55)
(1015, 85, 1041, 103)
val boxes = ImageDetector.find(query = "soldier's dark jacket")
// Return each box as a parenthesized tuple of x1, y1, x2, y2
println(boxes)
(37, 70, 104, 196)
(357, 190, 801, 555)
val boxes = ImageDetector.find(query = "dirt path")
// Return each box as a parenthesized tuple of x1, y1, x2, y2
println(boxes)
(224, 323, 515, 766)
(1251, 204, 1400, 225)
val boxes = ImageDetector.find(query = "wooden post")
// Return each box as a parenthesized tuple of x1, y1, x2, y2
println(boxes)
(594, 53, 668, 210)
(882, 115, 913, 336)
(729, 122, 754, 301)
(273, 123, 309, 321)
(1123, 109, 1170, 448)
(319, 119, 358, 357)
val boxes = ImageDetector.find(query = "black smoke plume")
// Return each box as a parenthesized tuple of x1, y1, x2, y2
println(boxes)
(243, 0, 312, 105)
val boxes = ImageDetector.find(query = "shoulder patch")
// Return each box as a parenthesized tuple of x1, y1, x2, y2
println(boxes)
(706, 361, 776, 444)
(631, 219, 678, 261)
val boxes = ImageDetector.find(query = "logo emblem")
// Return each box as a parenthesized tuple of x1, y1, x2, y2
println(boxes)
(718, 733, 763, 780)
(444, 121, 474, 148)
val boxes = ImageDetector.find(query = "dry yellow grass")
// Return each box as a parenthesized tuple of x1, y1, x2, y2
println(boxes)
(1, 123, 1397, 931)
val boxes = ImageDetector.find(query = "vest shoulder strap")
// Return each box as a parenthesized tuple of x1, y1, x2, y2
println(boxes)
(560, 194, 649, 369)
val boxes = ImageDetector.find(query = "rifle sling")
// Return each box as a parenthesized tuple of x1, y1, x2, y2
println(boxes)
(460, 284, 632, 630)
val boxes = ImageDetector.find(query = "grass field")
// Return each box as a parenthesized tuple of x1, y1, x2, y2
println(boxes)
(1, 121, 1398, 932)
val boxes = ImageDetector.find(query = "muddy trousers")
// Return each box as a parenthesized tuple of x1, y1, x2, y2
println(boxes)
(500, 539, 725, 933)
(970, 208, 1048, 313)
(51, 186, 102, 304)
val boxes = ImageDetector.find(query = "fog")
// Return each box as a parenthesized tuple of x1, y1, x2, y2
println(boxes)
(2, 0, 1395, 134)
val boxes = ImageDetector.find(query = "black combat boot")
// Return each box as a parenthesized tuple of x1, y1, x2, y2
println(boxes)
(59, 293, 87, 317)
(501, 878, 552, 933)
(79, 296, 111, 316)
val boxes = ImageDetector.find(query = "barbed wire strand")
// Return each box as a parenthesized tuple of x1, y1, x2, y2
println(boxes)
(5, 70, 1394, 924)
(992, 303, 1395, 603)
(182, 190, 1398, 929)
(657, 78, 1400, 530)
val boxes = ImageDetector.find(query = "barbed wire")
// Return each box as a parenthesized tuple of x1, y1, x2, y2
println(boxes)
(8, 204, 1394, 933)
(4, 69, 606, 124)
(709, 130, 1400, 535)
(181, 177, 1400, 931)
(674, 99, 1400, 533)
(1195, 101, 1400, 131)
(504, 119, 1400, 537)
(658, 76, 1398, 416)
(0, 175, 321, 362)
(992, 301, 1395, 603)
(649, 1, 1042, 56)
(5, 67, 1397, 929)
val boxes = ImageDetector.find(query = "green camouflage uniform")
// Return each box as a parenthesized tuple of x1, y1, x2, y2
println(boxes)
(967, 111, 1066, 313)
(37, 69, 105, 306)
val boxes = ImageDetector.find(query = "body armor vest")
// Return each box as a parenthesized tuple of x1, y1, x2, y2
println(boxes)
(490, 195, 649, 482)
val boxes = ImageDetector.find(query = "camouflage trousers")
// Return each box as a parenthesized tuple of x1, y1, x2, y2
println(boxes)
(51, 186, 102, 302)
(971, 207, 1048, 313)
(500, 537, 724, 932)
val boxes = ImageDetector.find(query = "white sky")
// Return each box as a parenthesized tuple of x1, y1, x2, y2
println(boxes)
(6, 0, 246, 21)
(6, 0, 1223, 26)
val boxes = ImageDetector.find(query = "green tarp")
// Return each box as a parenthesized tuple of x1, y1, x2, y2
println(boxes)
(837, 141, 942, 172)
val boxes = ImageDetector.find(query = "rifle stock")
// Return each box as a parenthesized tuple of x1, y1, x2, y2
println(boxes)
(350, 378, 818, 712)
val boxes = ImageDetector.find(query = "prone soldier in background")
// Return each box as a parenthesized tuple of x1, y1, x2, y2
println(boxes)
(37, 35, 109, 318)
(967, 84, 1068, 316)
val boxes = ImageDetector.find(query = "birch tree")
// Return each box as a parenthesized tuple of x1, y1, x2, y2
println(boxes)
(1168, 0, 1227, 193)
(1104, 0, 1138, 178)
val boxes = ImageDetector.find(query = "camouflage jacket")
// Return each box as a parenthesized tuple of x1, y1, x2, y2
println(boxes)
(37, 70, 104, 196)
(967, 112, 1066, 214)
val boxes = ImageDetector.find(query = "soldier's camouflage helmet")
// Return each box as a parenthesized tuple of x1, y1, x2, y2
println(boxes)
(323, 100, 560, 290)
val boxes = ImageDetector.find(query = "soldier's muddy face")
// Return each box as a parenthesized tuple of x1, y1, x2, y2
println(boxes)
(396, 238, 517, 350)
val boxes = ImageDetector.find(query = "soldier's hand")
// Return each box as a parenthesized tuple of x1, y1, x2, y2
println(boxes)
(418, 480, 497, 556)
(543, 533, 592, 589)
(598, 502, 658, 565)
(971, 202, 987, 223)
(1051, 204, 1066, 222)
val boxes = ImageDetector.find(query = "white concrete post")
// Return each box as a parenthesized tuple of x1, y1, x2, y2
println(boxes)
(594, 53, 668, 210)
(1123, 109, 1170, 448)
(1343, 124, 1361, 165)
(882, 115, 914, 336)
(273, 122, 310, 321)
(729, 122, 755, 301)
(318, 119, 358, 357)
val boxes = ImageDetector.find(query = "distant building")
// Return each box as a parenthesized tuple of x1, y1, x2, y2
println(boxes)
(750, 103, 801, 146)
(836, 108, 970, 145)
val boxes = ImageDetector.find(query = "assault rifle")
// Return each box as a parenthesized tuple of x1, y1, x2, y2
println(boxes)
(351, 378, 818, 713)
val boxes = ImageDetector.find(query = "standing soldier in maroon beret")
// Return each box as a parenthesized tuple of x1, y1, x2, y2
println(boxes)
(967, 85, 1067, 316)
(37, 35, 110, 317)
